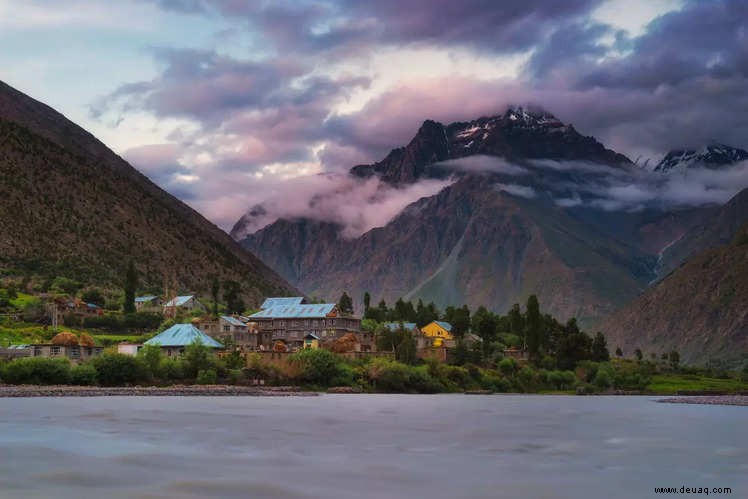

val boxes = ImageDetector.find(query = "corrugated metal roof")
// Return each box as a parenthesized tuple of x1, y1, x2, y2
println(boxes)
(144, 324, 223, 348)
(434, 321, 453, 332)
(382, 322, 418, 332)
(250, 303, 336, 319)
(164, 295, 195, 307)
(220, 315, 245, 327)
(135, 295, 158, 303)
(260, 297, 305, 309)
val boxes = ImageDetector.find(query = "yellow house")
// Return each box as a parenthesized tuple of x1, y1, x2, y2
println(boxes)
(421, 321, 454, 347)
(303, 333, 320, 349)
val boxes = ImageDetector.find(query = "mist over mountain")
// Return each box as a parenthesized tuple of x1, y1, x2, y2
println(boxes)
(234, 107, 748, 330)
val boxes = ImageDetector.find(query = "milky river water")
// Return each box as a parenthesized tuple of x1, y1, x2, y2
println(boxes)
(0, 395, 745, 499)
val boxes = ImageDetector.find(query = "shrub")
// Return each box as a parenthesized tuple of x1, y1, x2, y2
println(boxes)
(482, 374, 511, 392)
(367, 359, 411, 392)
(289, 348, 347, 386)
(183, 341, 215, 379)
(1, 357, 71, 385)
(593, 367, 613, 390)
(70, 363, 98, 385)
(158, 357, 185, 381)
(137, 344, 163, 375)
(498, 357, 517, 376)
(92, 353, 145, 386)
(196, 369, 217, 385)
(226, 369, 243, 385)
(408, 366, 444, 393)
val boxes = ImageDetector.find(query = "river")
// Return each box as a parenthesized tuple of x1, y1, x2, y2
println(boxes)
(0, 395, 745, 498)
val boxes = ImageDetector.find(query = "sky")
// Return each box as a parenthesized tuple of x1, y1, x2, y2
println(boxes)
(1, 0, 747, 230)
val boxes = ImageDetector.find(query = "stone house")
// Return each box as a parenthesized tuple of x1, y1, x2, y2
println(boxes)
(249, 302, 361, 352)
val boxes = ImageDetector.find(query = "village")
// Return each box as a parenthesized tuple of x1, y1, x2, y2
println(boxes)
(1, 292, 527, 368)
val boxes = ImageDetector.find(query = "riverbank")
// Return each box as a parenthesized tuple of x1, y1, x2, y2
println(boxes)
(0, 384, 317, 397)
(658, 395, 748, 406)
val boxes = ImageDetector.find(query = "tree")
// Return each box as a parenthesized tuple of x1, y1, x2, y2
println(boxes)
(591, 332, 610, 362)
(211, 278, 220, 317)
(668, 350, 680, 370)
(123, 261, 137, 314)
(363, 292, 371, 314)
(223, 280, 245, 314)
(525, 295, 542, 362)
(634, 348, 643, 362)
(81, 288, 105, 307)
(615, 347, 623, 358)
(555, 318, 592, 370)
(337, 292, 354, 315)
(392, 298, 416, 322)
(508, 304, 525, 348)
(51, 277, 81, 296)
(445, 305, 471, 338)
(137, 344, 163, 376)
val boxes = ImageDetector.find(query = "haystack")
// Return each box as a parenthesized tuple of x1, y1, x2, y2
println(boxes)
(51, 332, 79, 346)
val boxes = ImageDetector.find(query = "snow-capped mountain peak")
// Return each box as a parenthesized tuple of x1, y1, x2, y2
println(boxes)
(654, 143, 748, 172)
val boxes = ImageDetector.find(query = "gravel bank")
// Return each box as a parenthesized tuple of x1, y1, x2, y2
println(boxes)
(658, 395, 748, 406)
(0, 385, 317, 397)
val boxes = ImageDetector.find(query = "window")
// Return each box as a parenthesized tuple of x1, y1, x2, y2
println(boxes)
(51, 346, 61, 356)
(33, 346, 42, 357)
(70, 346, 80, 359)
(223, 325, 231, 332)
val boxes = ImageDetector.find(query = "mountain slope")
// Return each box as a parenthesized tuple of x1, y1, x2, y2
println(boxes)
(243, 173, 654, 324)
(0, 80, 295, 303)
(601, 219, 748, 366)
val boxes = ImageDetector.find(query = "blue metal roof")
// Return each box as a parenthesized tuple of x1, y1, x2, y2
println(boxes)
(164, 295, 195, 307)
(135, 295, 158, 303)
(250, 303, 336, 319)
(260, 297, 305, 309)
(382, 322, 418, 332)
(434, 321, 453, 332)
(220, 315, 245, 327)
(144, 324, 223, 348)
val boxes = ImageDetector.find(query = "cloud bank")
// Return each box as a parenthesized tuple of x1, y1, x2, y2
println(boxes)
(69, 0, 747, 230)
(231, 174, 453, 239)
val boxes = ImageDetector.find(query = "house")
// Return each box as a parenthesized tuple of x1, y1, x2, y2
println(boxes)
(135, 295, 162, 312)
(30, 343, 104, 362)
(54, 298, 104, 325)
(117, 342, 142, 356)
(194, 315, 258, 350)
(303, 333, 320, 349)
(382, 322, 429, 350)
(218, 315, 257, 350)
(260, 297, 306, 309)
(143, 323, 223, 357)
(250, 303, 361, 352)
(0, 345, 32, 360)
(162, 295, 204, 318)
(421, 321, 454, 347)
(503, 347, 529, 361)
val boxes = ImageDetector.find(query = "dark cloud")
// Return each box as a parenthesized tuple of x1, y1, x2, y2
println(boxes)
(148, 0, 602, 55)
(100, 0, 748, 230)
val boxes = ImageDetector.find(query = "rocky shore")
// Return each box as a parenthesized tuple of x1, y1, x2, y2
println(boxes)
(0, 384, 317, 398)
(658, 395, 748, 406)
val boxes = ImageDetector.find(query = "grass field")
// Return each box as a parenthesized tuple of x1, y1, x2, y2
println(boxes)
(647, 374, 748, 394)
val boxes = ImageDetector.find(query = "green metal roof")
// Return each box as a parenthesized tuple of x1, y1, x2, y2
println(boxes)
(144, 324, 223, 348)
(260, 297, 305, 309)
(383, 322, 418, 332)
(250, 303, 337, 319)
(434, 321, 453, 332)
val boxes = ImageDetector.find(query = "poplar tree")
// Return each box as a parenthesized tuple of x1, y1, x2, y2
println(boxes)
(123, 260, 137, 314)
